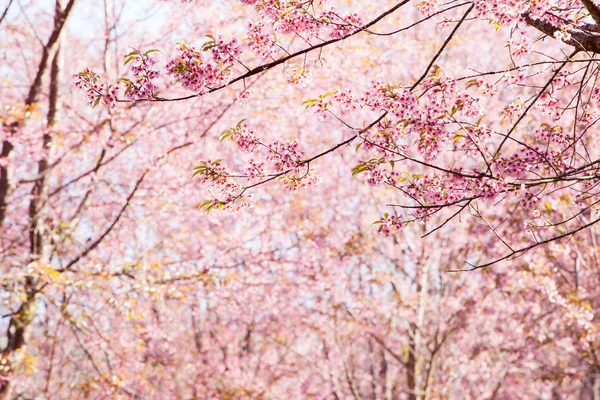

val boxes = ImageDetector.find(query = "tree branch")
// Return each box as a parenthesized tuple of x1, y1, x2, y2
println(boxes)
(0, 0, 14, 27)
(582, 0, 600, 26)
(452, 216, 600, 271)
(132, 0, 411, 103)
(525, 13, 600, 53)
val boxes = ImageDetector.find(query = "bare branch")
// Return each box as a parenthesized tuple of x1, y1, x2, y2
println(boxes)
(0, 0, 14, 27)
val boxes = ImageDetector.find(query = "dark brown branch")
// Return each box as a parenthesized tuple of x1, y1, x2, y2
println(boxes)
(411, 4, 474, 90)
(0, 0, 14, 27)
(582, 0, 600, 26)
(525, 13, 600, 53)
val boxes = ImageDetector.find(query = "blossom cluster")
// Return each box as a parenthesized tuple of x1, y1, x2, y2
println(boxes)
(224, 122, 320, 190)
(193, 121, 321, 210)
(373, 213, 404, 236)
(192, 160, 247, 211)
(120, 49, 160, 100)
(246, 22, 277, 60)
(302, 61, 585, 235)
(166, 37, 241, 94)
(76, 0, 373, 107)
(73, 69, 118, 108)
(241, 1, 365, 59)
(320, 11, 363, 39)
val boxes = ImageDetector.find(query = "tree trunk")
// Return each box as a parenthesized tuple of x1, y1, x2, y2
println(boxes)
(579, 370, 600, 400)
(29, 40, 61, 262)
(0, 1, 73, 398)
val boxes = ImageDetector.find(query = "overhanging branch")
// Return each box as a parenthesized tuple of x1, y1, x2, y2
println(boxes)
(525, 12, 600, 53)
(582, 0, 600, 26)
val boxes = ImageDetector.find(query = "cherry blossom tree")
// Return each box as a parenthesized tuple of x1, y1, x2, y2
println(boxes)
(1, 0, 600, 399)
(75, 0, 600, 268)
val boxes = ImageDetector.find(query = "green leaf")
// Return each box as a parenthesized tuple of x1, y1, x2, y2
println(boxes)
(351, 163, 368, 176)
(199, 200, 213, 209)
(453, 130, 466, 141)
(220, 129, 234, 142)
(302, 99, 317, 109)
(318, 90, 337, 100)
(465, 79, 479, 89)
